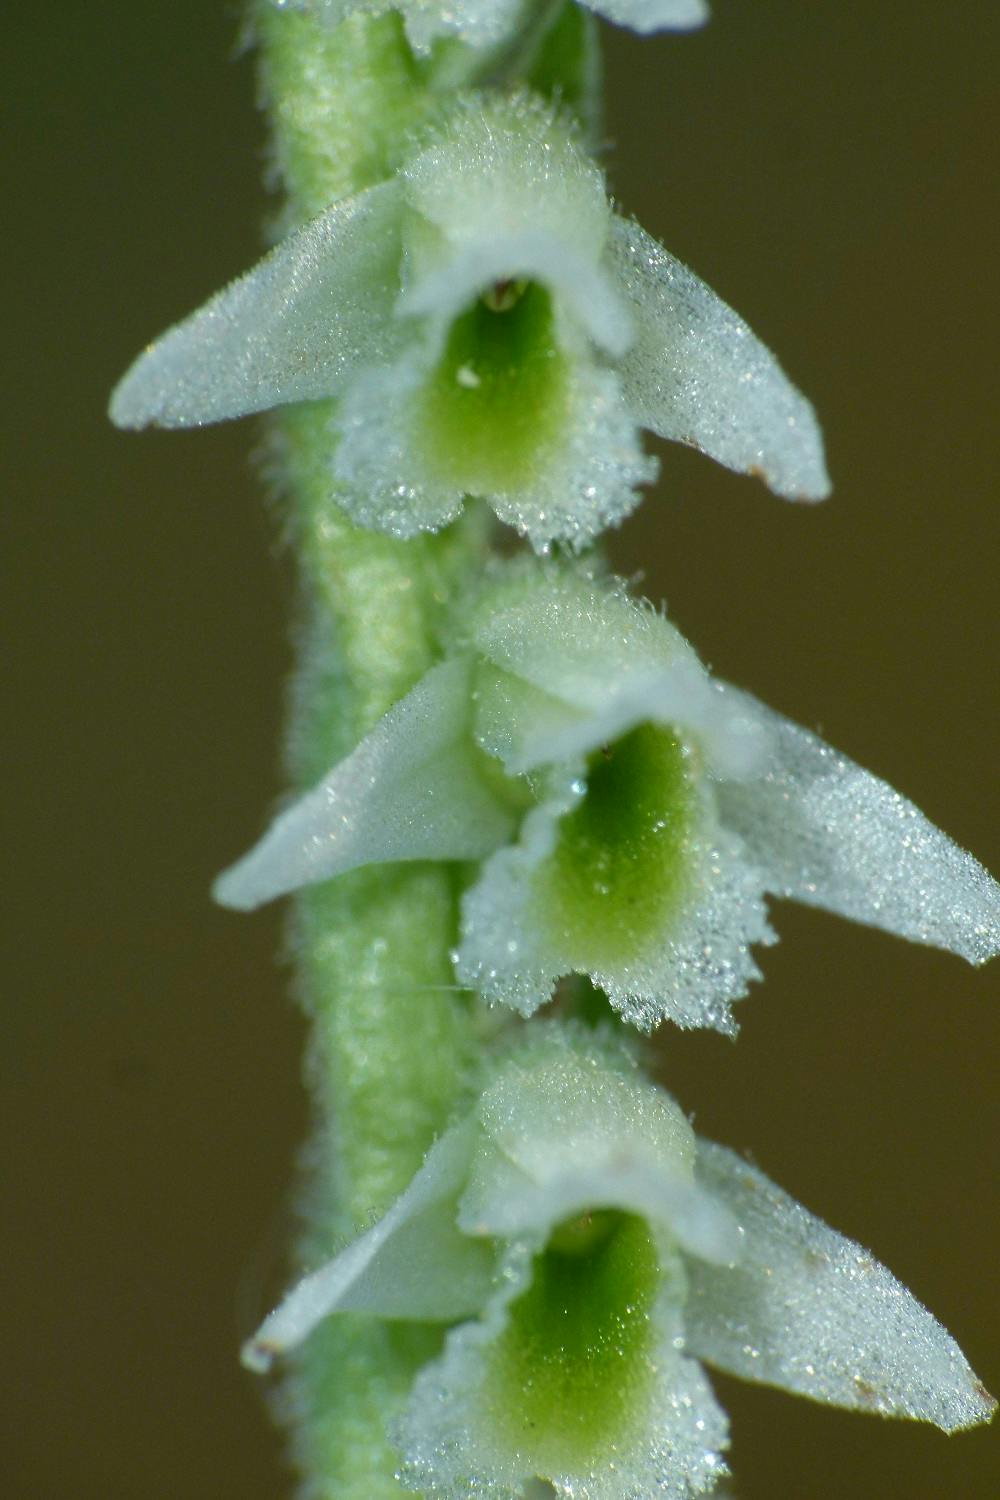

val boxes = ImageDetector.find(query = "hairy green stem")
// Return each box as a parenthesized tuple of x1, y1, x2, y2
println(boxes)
(257, 10, 487, 1494)
(254, 5, 602, 1492)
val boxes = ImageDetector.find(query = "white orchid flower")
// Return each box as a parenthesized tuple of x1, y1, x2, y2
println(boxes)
(267, 0, 709, 58)
(213, 561, 1000, 1034)
(110, 95, 829, 552)
(243, 1026, 994, 1499)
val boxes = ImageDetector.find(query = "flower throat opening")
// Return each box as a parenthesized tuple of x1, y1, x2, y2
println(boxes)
(416, 281, 569, 491)
(537, 723, 696, 967)
(487, 1210, 659, 1468)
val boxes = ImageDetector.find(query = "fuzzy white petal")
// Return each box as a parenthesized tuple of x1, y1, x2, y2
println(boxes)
(608, 216, 831, 501)
(271, 0, 706, 52)
(463, 1144, 741, 1270)
(684, 1142, 996, 1432)
(396, 1238, 730, 1500)
(484, 360, 654, 550)
(455, 1026, 742, 1265)
(470, 569, 766, 777)
(110, 181, 403, 429)
(503, 660, 760, 778)
(330, 342, 468, 537)
(402, 97, 612, 287)
(399, 229, 631, 358)
(242, 1120, 491, 1372)
(472, 663, 594, 777)
(589, 824, 773, 1034)
(333, 342, 654, 550)
(584, 0, 709, 33)
(277, 0, 528, 54)
(474, 1025, 696, 1176)
(715, 688, 1000, 964)
(397, 0, 525, 52)
(213, 659, 515, 911)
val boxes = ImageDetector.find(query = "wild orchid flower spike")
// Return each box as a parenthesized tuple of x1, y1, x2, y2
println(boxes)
(109, 94, 829, 552)
(243, 1026, 994, 1499)
(214, 560, 1000, 1033)
(267, 0, 709, 57)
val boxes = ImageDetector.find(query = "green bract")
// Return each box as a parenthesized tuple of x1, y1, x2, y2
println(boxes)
(244, 1026, 994, 1498)
(110, 94, 829, 551)
(214, 560, 1000, 1032)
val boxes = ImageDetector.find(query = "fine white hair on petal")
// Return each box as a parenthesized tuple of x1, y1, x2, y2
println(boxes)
(471, 1022, 698, 1174)
(402, 95, 612, 278)
(330, 344, 468, 539)
(453, 774, 588, 1014)
(241, 1120, 493, 1372)
(607, 216, 831, 502)
(334, 341, 655, 551)
(468, 566, 767, 777)
(270, 0, 528, 55)
(398, 229, 631, 359)
(485, 359, 655, 552)
(501, 661, 737, 776)
(455, 777, 774, 1034)
(272, 0, 708, 52)
(582, 0, 709, 34)
(213, 658, 515, 911)
(454, 1024, 741, 1266)
(589, 825, 774, 1034)
(396, 97, 625, 360)
(455, 589, 776, 1029)
(715, 687, 1000, 965)
(395, 1238, 731, 1500)
(684, 1142, 997, 1432)
(462, 1151, 741, 1268)
(109, 181, 404, 429)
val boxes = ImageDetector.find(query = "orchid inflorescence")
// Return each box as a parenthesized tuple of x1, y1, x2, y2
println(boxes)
(112, 1, 997, 1495)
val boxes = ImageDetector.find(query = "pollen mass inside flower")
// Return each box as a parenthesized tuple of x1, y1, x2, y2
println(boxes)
(538, 724, 696, 965)
(485, 1210, 661, 1469)
(414, 280, 569, 494)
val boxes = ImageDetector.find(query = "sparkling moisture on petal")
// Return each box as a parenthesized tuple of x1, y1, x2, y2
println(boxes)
(242, 1120, 493, 1371)
(400, 230, 630, 360)
(404, 95, 611, 270)
(684, 1142, 996, 1432)
(472, 1024, 697, 1179)
(396, 1234, 730, 1500)
(468, 566, 766, 777)
(272, 0, 709, 52)
(401, 96, 615, 307)
(716, 688, 1000, 965)
(589, 825, 774, 1033)
(608, 217, 831, 501)
(270, 0, 528, 55)
(456, 775, 774, 1034)
(328, 99, 647, 549)
(457, 1026, 742, 1265)
(583, 0, 709, 35)
(455, 569, 776, 1029)
(213, 658, 515, 911)
(462, 1141, 740, 1268)
(109, 182, 404, 429)
(333, 336, 654, 550)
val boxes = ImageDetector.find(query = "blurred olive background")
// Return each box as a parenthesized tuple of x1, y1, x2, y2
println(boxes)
(5, 2, 998, 1496)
